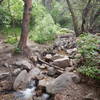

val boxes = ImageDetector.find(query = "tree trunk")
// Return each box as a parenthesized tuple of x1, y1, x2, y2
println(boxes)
(81, 0, 92, 33)
(66, 0, 80, 36)
(42, 0, 52, 10)
(18, 0, 32, 50)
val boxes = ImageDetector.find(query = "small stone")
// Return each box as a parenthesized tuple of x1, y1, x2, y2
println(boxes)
(39, 64, 46, 69)
(47, 67, 56, 76)
(45, 54, 52, 60)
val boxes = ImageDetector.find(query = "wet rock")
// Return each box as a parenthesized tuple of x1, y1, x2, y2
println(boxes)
(52, 56, 70, 68)
(46, 72, 80, 94)
(14, 59, 33, 70)
(13, 70, 29, 90)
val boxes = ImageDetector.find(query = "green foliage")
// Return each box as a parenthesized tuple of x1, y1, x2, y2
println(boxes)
(57, 28, 74, 34)
(0, 0, 23, 28)
(30, 2, 59, 44)
(77, 33, 100, 79)
(50, 1, 72, 28)
(4, 36, 17, 44)
(14, 47, 21, 53)
(78, 66, 100, 79)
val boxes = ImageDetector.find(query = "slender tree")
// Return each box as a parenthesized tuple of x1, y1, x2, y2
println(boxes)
(66, 0, 80, 36)
(18, 0, 32, 53)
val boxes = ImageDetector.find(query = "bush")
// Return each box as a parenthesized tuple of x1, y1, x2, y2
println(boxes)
(30, 2, 59, 44)
(77, 33, 100, 79)
(78, 66, 100, 79)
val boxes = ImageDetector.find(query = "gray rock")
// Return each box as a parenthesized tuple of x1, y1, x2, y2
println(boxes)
(39, 77, 54, 86)
(45, 54, 52, 60)
(39, 64, 47, 69)
(0, 72, 9, 79)
(66, 48, 77, 55)
(13, 70, 28, 90)
(51, 54, 64, 60)
(46, 72, 80, 94)
(52, 56, 70, 68)
(47, 67, 56, 76)
(14, 59, 33, 70)
(13, 68, 21, 76)
(72, 74, 81, 84)
(28, 68, 41, 79)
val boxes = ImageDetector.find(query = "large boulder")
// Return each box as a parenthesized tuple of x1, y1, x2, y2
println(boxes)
(46, 72, 80, 94)
(13, 70, 29, 90)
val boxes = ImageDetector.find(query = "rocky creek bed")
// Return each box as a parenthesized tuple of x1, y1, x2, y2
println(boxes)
(0, 33, 100, 100)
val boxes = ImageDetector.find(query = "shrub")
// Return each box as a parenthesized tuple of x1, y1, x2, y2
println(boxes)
(77, 33, 100, 79)
(4, 35, 18, 44)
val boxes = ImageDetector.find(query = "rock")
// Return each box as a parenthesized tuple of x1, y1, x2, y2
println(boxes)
(54, 94, 65, 100)
(53, 33, 76, 51)
(83, 93, 94, 100)
(13, 68, 21, 76)
(13, 70, 28, 90)
(46, 72, 78, 94)
(52, 56, 70, 68)
(0, 72, 9, 80)
(39, 77, 54, 86)
(28, 68, 41, 79)
(45, 54, 52, 60)
(14, 59, 33, 70)
(65, 67, 75, 72)
(72, 74, 81, 84)
(0, 80, 12, 91)
(66, 48, 77, 55)
(51, 54, 64, 60)
(47, 67, 57, 76)
(39, 64, 47, 69)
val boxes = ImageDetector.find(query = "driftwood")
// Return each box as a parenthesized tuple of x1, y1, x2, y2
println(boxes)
(37, 57, 65, 73)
